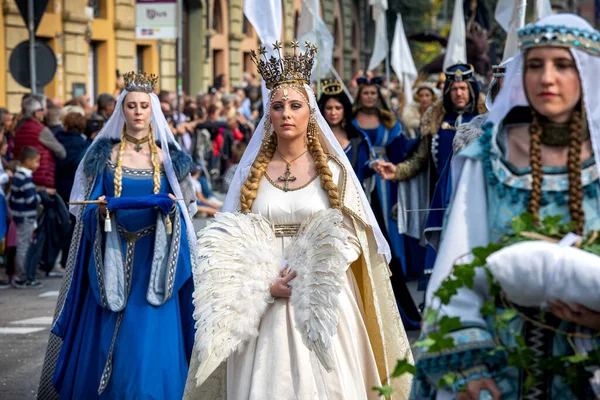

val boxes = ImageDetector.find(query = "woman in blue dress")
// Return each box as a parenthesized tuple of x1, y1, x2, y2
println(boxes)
(351, 76, 422, 329)
(37, 72, 196, 399)
(413, 14, 600, 399)
(318, 79, 370, 182)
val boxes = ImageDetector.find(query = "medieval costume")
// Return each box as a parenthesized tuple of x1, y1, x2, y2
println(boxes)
(184, 41, 413, 400)
(318, 80, 370, 183)
(37, 72, 197, 399)
(392, 64, 486, 289)
(412, 14, 600, 400)
(401, 83, 440, 139)
(351, 77, 422, 329)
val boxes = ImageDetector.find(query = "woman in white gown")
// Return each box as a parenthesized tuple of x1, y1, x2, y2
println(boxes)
(184, 41, 413, 400)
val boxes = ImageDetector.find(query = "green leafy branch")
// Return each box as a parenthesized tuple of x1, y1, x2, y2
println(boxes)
(383, 212, 600, 395)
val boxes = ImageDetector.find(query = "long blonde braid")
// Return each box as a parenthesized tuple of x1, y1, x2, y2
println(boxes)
(148, 124, 161, 194)
(239, 135, 277, 212)
(113, 125, 127, 197)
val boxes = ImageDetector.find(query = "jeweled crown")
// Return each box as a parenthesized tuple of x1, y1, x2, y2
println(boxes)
(123, 71, 158, 93)
(444, 64, 475, 82)
(250, 40, 317, 90)
(321, 79, 343, 96)
(518, 24, 600, 55)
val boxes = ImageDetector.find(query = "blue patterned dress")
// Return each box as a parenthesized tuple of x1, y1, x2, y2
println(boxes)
(411, 123, 600, 399)
(51, 162, 195, 399)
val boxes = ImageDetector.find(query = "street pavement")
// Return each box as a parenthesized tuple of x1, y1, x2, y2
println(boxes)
(0, 216, 420, 399)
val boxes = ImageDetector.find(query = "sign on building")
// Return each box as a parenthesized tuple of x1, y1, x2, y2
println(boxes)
(136, 0, 178, 40)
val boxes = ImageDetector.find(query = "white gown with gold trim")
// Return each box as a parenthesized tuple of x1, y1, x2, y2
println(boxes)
(226, 160, 382, 400)
(184, 155, 413, 400)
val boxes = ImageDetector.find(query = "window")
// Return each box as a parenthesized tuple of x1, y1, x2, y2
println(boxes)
(136, 45, 145, 73)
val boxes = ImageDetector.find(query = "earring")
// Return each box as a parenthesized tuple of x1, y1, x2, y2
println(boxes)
(263, 116, 272, 142)
(307, 113, 318, 144)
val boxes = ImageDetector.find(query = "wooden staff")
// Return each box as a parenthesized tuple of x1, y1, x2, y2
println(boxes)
(69, 198, 185, 206)
(68, 200, 108, 205)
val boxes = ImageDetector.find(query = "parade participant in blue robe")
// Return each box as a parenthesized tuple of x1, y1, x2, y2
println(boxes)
(318, 79, 370, 182)
(37, 72, 197, 400)
(352, 76, 422, 329)
(374, 64, 486, 290)
(412, 14, 600, 399)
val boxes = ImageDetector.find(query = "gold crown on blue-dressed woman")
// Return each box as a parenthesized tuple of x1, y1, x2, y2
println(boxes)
(123, 71, 158, 93)
(250, 40, 317, 90)
(518, 23, 600, 55)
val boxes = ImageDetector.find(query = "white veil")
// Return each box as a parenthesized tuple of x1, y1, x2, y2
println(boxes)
(223, 83, 392, 262)
(70, 90, 198, 255)
(488, 13, 600, 177)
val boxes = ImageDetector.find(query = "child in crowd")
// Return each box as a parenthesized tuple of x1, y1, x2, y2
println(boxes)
(191, 165, 221, 217)
(222, 141, 247, 193)
(9, 146, 54, 288)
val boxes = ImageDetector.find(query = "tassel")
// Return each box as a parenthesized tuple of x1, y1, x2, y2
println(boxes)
(104, 211, 112, 232)
(166, 215, 172, 235)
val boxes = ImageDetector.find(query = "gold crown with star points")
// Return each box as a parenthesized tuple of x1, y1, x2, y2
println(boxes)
(123, 71, 158, 93)
(250, 40, 317, 90)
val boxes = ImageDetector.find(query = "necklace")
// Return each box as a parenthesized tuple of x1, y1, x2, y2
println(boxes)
(124, 133, 150, 152)
(539, 119, 590, 146)
(276, 150, 308, 192)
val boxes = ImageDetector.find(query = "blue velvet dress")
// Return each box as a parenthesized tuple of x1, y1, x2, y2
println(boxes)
(352, 119, 424, 329)
(51, 162, 195, 399)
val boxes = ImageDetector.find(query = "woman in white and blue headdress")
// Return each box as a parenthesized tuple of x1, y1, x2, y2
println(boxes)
(411, 14, 600, 400)
(38, 72, 197, 399)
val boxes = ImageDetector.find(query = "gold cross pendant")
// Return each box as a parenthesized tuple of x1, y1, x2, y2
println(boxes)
(277, 164, 297, 192)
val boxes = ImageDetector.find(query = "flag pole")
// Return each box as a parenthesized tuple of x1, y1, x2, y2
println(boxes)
(315, 10, 321, 96)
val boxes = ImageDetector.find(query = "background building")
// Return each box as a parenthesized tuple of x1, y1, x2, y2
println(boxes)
(0, 0, 374, 112)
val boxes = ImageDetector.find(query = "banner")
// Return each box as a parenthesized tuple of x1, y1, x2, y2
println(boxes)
(136, 0, 177, 40)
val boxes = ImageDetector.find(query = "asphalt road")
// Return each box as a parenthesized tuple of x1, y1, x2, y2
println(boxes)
(0, 217, 420, 399)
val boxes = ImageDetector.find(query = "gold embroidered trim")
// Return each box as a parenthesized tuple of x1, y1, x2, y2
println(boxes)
(264, 171, 319, 192)
(273, 223, 301, 237)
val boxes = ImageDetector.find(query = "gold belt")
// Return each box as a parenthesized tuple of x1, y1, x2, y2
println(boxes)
(273, 223, 301, 237)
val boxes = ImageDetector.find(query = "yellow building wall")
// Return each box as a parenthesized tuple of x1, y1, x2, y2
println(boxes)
(0, 0, 170, 112)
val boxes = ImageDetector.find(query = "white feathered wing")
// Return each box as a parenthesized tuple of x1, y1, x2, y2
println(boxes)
(286, 208, 348, 372)
(191, 212, 280, 386)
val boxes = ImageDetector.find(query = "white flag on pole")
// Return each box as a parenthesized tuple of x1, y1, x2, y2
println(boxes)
(443, 0, 467, 70)
(243, 0, 283, 105)
(367, 0, 389, 72)
(495, 0, 552, 63)
(297, 0, 334, 81)
(391, 13, 417, 105)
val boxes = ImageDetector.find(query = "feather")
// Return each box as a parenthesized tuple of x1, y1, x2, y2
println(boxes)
(286, 208, 348, 372)
(191, 212, 280, 386)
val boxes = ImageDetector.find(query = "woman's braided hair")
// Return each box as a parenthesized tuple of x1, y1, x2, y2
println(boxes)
(527, 109, 585, 234)
(239, 86, 340, 212)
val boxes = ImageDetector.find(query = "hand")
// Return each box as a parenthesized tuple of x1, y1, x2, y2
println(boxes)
(45, 188, 56, 196)
(548, 301, 600, 331)
(269, 270, 297, 299)
(168, 193, 177, 210)
(372, 160, 398, 180)
(5, 169, 13, 178)
(97, 195, 107, 216)
(459, 379, 501, 400)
